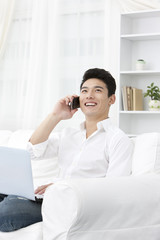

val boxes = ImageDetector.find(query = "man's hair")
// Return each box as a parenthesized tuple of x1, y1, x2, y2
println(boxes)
(80, 68, 116, 97)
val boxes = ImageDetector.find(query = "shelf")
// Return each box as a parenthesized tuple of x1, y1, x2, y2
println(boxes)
(119, 10, 160, 136)
(121, 9, 160, 18)
(120, 70, 160, 76)
(120, 111, 160, 114)
(121, 33, 160, 41)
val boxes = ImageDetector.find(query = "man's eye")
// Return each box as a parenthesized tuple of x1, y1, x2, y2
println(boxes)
(81, 89, 87, 93)
(96, 89, 102, 92)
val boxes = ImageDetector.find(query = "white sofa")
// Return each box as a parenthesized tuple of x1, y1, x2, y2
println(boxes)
(0, 130, 160, 240)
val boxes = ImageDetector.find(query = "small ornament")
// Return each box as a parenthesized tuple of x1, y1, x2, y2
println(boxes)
(136, 59, 145, 71)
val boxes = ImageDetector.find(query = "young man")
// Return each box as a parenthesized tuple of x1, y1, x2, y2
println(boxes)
(0, 68, 133, 232)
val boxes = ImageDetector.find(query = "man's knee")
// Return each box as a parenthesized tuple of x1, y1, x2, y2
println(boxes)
(0, 198, 21, 232)
(0, 195, 42, 232)
(0, 219, 17, 232)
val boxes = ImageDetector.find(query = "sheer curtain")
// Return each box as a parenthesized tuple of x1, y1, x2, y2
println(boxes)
(22, 0, 60, 129)
(0, 0, 61, 130)
(0, 0, 33, 130)
(0, 0, 15, 57)
(0, 0, 160, 131)
(0, 0, 115, 130)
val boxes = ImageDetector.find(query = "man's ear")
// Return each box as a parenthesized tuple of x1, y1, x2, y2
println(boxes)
(109, 94, 116, 105)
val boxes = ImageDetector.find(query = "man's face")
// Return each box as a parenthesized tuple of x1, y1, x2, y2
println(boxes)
(80, 78, 115, 120)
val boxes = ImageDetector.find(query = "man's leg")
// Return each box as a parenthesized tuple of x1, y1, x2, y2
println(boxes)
(0, 195, 42, 232)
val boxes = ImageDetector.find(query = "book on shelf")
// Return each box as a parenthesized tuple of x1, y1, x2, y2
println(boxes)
(132, 87, 143, 111)
(122, 86, 127, 111)
(126, 86, 133, 111)
(122, 86, 143, 111)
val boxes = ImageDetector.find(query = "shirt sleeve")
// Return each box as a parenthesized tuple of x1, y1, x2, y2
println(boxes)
(27, 132, 61, 160)
(106, 131, 134, 176)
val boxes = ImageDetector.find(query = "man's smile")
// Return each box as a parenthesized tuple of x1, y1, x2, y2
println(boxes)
(84, 102, 97, 107)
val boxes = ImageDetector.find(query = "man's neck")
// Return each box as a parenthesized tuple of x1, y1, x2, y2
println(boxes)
(85, 116, 108, 138)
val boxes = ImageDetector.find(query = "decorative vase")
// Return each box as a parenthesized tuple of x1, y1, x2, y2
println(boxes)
(136, 59, 145, 71)
(148, 100, 160, 111)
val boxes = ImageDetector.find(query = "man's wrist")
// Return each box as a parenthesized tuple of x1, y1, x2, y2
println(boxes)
(50, 112, 62, 123)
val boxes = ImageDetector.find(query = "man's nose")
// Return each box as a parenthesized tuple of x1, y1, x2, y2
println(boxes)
(86, 90, 94, 99)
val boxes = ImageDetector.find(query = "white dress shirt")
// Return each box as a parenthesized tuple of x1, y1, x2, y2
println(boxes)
(28, 118, 133, 179)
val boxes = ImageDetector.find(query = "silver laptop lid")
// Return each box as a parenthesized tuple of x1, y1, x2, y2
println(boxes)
(0, 146, 35, 201)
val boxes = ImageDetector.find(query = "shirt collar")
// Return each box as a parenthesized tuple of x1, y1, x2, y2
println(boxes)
(97, 118, 111, 131)
(79, 118, 111, 132)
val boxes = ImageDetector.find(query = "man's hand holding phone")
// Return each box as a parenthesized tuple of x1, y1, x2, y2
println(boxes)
(52, 95, 80, 121)
(30, 95, 80, 145)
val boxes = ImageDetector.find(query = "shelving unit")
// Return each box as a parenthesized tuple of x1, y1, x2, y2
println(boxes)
(119, 10, 160, 136)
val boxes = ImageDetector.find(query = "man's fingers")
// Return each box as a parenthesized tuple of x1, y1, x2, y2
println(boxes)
(35, 183, 53, 194)
(65, 95, 79, 105)
(59, 95, 79, 108)
(37, 189, 45, 195)
(71, 108, 78, 114)
(65, 96, 73, 105)
(35, 185, 47, 194)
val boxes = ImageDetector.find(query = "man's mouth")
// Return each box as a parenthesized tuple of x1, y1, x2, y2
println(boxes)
(84, 102, 97, 107)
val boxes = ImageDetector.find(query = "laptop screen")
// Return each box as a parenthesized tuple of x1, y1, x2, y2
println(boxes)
(0, 146, 35, 200)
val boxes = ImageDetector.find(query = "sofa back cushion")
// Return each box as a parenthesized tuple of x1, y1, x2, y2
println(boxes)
(0, 130, 12, 146)
(132, 132, 160, 175)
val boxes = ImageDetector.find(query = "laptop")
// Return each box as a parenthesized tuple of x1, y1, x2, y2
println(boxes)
(0, 146, 43, 201)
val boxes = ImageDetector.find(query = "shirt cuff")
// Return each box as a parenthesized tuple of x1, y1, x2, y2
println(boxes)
(27, 140, 48, 159)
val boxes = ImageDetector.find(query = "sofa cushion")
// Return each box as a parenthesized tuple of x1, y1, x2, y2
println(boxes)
(0, 222, 42, 240)
(7, 130, 33, 149)
(132, 132, 160, 175)
(0, 130, 12, 146)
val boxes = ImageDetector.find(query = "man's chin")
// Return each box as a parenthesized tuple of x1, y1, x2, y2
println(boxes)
(81, 107, 97, 113)
(84, 111, 98, 118)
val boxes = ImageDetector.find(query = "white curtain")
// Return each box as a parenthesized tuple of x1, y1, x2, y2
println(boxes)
(0, 0, 113, 130)
(22, 0, 60, 129)
(0, 0, 160, 131)
(0, 0, 15, 57)
(0, 0, 60, 130)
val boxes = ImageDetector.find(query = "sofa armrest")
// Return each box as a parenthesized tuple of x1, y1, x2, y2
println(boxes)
(42, 174, 160, 240)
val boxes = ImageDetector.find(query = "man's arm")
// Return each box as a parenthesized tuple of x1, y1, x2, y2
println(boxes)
(30, 95, 78, 195)
(106, 133, 133, 176)
(29, 95, 78, 145)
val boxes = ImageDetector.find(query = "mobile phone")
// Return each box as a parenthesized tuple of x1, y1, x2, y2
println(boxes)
(70, 97, 80, 110)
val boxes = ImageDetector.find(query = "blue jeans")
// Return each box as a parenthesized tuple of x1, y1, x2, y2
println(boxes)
(0, 194, 42, 232)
